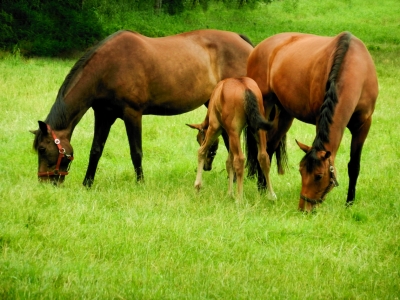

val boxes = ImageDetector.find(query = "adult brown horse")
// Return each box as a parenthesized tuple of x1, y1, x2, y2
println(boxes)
(31, 29, 253, 186)
(187, 77, 275, 200)
(246, 32, 378, 211)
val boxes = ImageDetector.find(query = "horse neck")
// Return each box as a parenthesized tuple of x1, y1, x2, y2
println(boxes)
(47, 82, 94, 140)
(315, 125, 344, 164)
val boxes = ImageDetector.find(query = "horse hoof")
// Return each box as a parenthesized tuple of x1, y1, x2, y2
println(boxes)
(194, 182, 201, 191)
(269, 193, 277, 201)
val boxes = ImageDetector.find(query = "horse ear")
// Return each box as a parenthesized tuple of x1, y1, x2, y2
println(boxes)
(186, 123, 202, 131)
(324, 151, 331, 160)
(38, 121, 48, 135)
(296, 139, 311, 153)
(29, 130, 38, 135)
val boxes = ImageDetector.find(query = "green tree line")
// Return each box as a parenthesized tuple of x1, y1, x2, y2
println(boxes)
(0, 0, 271, 56)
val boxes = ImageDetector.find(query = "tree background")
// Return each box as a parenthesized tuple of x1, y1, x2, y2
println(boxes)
(0, 0, 271, 56)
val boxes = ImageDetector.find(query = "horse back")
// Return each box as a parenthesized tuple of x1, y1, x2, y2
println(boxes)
(82, 30, 253, 115)
(208, 77, 262, 132)
(248, 32, 378, 124)
(337, 35, 378, 121)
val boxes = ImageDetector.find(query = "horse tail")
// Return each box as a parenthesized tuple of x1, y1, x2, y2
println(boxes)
(243, 88, 272, 178)
(275, 134, 288, 175)
(314, 32, 352, 150)
(244, 126, 258, 178)
(244, 89, 273, 132)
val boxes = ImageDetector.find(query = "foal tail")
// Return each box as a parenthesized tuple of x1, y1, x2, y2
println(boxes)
(243, 88, 272, 179)
(244, 89, 273, 132)
(314, 31, 352, 150)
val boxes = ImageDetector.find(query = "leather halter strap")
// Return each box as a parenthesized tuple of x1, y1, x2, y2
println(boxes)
(37, 125, 74, 177)
(300, 159, 339, 205)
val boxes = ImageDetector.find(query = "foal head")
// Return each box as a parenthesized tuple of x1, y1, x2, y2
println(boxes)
(31, 121, 74, 185)
(186, 123, 219, 171)
(296, 140, 339, 212)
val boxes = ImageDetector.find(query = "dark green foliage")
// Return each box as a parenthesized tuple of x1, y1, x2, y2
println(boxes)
(218, 0, 272, 9)
(0, 0, 103, 56)
(0, 0, 271, 56)
(164, 0, 185, 15)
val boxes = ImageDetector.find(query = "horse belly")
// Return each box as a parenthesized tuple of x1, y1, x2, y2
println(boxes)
(143, 97, 208, 115)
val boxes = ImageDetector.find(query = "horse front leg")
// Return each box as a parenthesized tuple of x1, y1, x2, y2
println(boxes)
(123, 108, 144, 182)
(83, 108, 117, 187)
(347, 117, 372, 206)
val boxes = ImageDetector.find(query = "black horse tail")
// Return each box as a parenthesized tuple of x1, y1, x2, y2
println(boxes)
(244, 89, 273, 132)
(314, 31, 352, 150)
(244, 128, 257, 178)
(245, 130, 288, 178)
(243, 89, 272, 179)
(275, 134, 288, 175)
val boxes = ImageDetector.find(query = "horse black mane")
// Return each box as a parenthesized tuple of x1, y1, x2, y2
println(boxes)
(44, 30, 128, 130)
(312, 32, 352, 151)
(33, 31, 129, 150)
(301, 32, 352, 171)
(301, 148, 323, 173)
(238, 34, 254, 47)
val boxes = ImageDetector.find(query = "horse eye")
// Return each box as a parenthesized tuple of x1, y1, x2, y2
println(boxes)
(38, 147, 46, 154)
(315, 174, 323, 181)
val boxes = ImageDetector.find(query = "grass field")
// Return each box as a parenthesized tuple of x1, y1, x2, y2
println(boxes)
(1, 0, 400, 298)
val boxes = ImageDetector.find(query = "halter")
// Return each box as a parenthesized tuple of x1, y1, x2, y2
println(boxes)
(37, 125, 74, 178)
(300, 159, 339, 205)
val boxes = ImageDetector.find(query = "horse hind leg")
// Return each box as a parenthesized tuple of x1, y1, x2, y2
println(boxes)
(256, 130, 277, 200)
(226, 151, 234, 197)
(347, 116, 372, 206)
(83, 108, 117, 187)
(123, 108, 144, 182)
(233, 152, 245, 201)
(229, 135, 245, 201)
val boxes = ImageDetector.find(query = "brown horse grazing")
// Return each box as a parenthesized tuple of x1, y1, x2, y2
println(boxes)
(31, 29, 253, 186)
(187, 77, 276, 200)
(246, 32, 378, 211)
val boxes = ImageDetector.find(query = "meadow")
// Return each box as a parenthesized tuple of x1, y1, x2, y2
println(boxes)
(1, 0, 400, 298)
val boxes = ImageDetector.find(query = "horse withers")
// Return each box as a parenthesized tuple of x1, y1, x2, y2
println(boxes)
(187, 77, 276, 201)
(246, 32, 378, 211)
(31, 29, 253, 186)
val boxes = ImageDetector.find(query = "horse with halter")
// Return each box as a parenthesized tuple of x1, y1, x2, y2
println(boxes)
(246, 32, 378, 211)
(187, 77, 276, 201)
(31, 29, 253, 185)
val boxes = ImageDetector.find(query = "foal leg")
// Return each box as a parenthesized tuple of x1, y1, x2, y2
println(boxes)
(123, 108, 144, 182)
(229, 134, 245, 201)
(347, 116, 372, 206)
(226, 151, 234, 197)
(257, 110, 294, 191)
(83, 108, 117, 187)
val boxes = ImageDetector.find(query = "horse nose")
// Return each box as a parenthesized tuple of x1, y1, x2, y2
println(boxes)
(203, 165, 212, 171)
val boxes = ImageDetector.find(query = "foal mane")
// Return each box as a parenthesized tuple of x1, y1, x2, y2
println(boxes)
(312, 32, 352, 151)
(44, 30, 129, 130)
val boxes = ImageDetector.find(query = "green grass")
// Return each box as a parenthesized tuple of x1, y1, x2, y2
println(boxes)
(1, 0, 400, 298)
